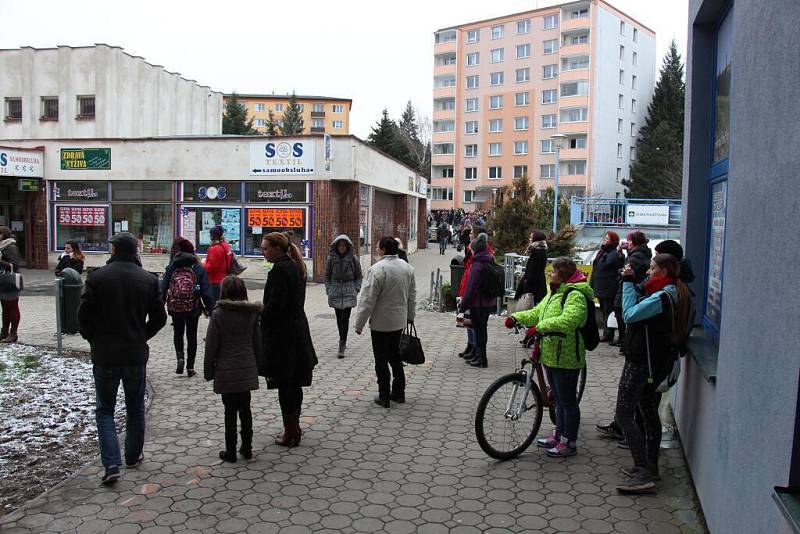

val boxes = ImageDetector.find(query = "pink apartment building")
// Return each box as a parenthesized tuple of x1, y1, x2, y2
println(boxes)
(431, 0, 656, 210)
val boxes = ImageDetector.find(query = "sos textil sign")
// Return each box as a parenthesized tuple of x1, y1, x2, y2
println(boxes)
(250, 140, 315, 176)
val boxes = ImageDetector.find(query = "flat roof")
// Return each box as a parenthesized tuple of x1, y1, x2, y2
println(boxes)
(225, 94, 352, 103)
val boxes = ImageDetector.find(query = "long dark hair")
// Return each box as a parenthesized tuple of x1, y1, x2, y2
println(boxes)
(263, 232, 307, 280)
(0, 226, 12, 240)
(652, 253, 691, 342)
(220, 275, 248, 301)
(66, 239, 85, 261)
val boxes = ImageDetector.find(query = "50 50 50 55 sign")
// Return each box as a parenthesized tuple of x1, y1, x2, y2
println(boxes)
(247, 208, 304, 228)
(57, 206, 107, 226)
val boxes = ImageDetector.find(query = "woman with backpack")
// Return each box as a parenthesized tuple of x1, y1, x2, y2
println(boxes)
(615, 253, 690, 494)
(324, 235, 362, 359)
(161, 237, 213, 377)
(204, 225, 231, 310)
(456, 232, 497, 368)
(506, 257, 594, 458)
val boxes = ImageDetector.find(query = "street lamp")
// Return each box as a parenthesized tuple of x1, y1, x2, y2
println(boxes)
(550, 133, 568, 234)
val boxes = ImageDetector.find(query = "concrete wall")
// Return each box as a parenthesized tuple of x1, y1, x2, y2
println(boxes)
(676, 1, 800, 532)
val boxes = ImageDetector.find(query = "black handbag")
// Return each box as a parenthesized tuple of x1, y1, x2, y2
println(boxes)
(399, 322, 425, 365)
(0, 265, 23, 292)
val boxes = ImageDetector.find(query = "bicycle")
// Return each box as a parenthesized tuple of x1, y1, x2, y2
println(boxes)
(474, 324, 587, 460)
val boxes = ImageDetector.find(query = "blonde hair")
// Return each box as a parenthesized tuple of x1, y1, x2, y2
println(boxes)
(263, 232, 307, 279)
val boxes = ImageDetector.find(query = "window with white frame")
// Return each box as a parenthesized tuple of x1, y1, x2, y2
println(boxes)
(566, 161, 586, 175)
(568, 136, 587, 148)
(490, 48, 504, 63)
(632, 75, 637, 90)
(542, 89, 557, 104)
(562, 56, 589, 70)
(543, 39, 558, 54)
(491, 25, 504, 39)
(517, 19, 531, 34)
(571, 8, 589, 19)
(514, 140, 528, 155)
(489, 95, 504, 109)
(488, 166, 502, 179)
(617, 143, 623, 158)
(465, 167, 478, 180)
(490, 72, 504, 86)
(297, 104, 305, 112)
(488, 142, 502, 156)
(275, 103, 284, 112)
(633, 28, 639, 42)
(540, 164, 555, 178)
(466, 98, 479, 112)
(514, 116, 529, 130)
(516, 44, 531, 59)
(618, 118, 623, 133)
(630, 122, 636, 136)
(467, 29, 480, 43)
(467, 52, 479, 66)
(632, 99, 637, 113)
(441, 55, 457, 66)
(332, 104, 344, 113)
(541, 139, 554, 153)
(464, 190, 476, 203)
(441, 167, 454, 178)
(465, 144, 478, 157)
(543, 64, 557, 79)
(465, 121, 479, 134)
(514, 165, 528, 178)
(543, 14, 559, 29)
(567, 33, 589, 45)
(618, 94, 625, 108)
(435, 76, 457, 88)
(431, 187, 454, 201)
(255, 103, 265, 111)
(254, 119, 266, 127)
(560, 81, 588, 97)
(331, 119, 343, 128)
(541, 114, 557, 128)
(312, 103, 325, 112)
(515, 92, 529, 106)
(438, 98, 455, 111)
(619, 69, 625, 84)
(516, 68, 530, 83)
(466, 75, 479, 89)
(616, 167, 622, 181)
(620, 20, 625, 35)
(489, 119, 503, 132)
(434, 120, 455, 133)
(619, 45, 625, 60)
(630, 146, 636, 160)
(434, 143, 455, 155)
(632, 51, 638, 65)
(560, 107, 588, 122)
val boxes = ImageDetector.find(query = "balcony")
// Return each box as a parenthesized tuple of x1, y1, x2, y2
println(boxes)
(434, 63, 457, 76)
(433, 86, 456, 99)
(559, 147, 588, 159)
(432, 108, 456, 120)
(554, 173, 588, 187)
(310, 127, 326, 133)
(559, 68, 590, 82)
(559, 95, 589, 108)
(311, 111, 325, 119)
(559, 42, 590, 57)
(558, 121, 589, 134)
(431, 153, 455, 165)
(434, 39, 457, 55)
(560, 16, 590, 32)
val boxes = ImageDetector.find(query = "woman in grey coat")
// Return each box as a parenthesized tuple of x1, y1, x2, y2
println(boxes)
(324, 235, 362, 358)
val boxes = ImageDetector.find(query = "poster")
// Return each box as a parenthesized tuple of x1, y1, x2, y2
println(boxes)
(121, 220, 129, 231)
(0, 148, 43, 177)
(626, 204, 669, 226)
(10, 221, 23, 232)
(199, 230, 211, 246)
(221, 208, 240, 250)
(202, 211, 216, 230)
(60, 148, 111, 170)
(114, 222, 121, 233)
(249, 139, 316, 176)
(706, 181, 727, 325)
(182, 210, 197, 249)
(246, 208, 304, 228)
(57, 206, 107, 226)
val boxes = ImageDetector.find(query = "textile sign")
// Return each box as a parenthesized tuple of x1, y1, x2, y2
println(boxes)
(57, 206, 107, 226)
(247, 208, 304, 228)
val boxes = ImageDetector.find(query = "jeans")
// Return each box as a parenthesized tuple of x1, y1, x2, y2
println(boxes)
(439, 238, 447, 254)
(469, 306, 493, 354)
(370, 329, 405, 398)
(209, 284, 221, 310)
(221, 391, 252, 452)
(1, 298, 20, 334)
(334, 308, 352, 342)
(278, 386, 304, 419)
(172, 312, 200, 369)
(598, 297, 616, 338)
(545, 366, 581, 441)
(467, 327, 475, 346)
(93, 363, 146, 469)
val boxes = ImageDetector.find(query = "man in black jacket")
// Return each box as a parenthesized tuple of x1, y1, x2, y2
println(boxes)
(78, 232, 167, 484)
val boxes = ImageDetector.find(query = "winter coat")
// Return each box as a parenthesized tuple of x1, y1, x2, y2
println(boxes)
(398, 249, 409, 263)
(204, 299, 262, 394)
(55, 255, 84, 276)
(458, 251, 472, 298)
(590, 247, 622, 300)
(614, 245, 652, 308)
(260, 255, 317, 388)
(458, 250, 499, 312)
(78, 255, 167, 367)
(515, 247, 548, 303)
(621, 282, 678, 367)
(511, 280, 594, 370)
(0, 242, 21, 300)
(353, 255, 416, 332)
(324, 235, 362, 310)
(679, 257, 695, 285)
(204, 240, 231, 285)
(437, 223, 451, 241)
(160, 252, 214, 315)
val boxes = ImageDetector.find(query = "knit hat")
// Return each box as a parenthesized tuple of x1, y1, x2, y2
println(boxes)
(109, 232, 139, 255)
(655, 239, 683, 261)
(471, 233, 488, 253)
(209, 225, 224, 240)
(177, 239, 195, 254)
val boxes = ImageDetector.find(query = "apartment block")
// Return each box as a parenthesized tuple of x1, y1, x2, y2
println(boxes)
(431, 0, 656, 210)
(224, 94, 352, 135)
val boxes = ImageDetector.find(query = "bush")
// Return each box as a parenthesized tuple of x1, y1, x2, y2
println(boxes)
(441, 282, 457, 312)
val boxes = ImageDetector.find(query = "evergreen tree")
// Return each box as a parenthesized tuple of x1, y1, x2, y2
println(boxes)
(280, 92, 305, 135)
(489, 182, 571, 253)
(367, 109, 405, 160)
(623, 40, 685, 198)
(265, 110, 278, 136)
(222, 93, 258, 135)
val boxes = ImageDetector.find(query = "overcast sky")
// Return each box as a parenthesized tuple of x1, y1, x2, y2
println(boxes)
(0, 0, 687, 139)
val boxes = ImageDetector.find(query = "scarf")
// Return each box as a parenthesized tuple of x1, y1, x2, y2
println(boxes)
(525, 240, 547, 255)
(0, 238, 16, 251)
(594, 243, 614, 263)
(643, 275, 675, 295)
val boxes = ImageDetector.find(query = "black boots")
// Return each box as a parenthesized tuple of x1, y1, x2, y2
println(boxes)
(337, 339, 346, 359)
(239, 429, 253, 459)
(467, 348, 488, 368)
(176, 350, 185, 375)
(458, 344, 474, 358)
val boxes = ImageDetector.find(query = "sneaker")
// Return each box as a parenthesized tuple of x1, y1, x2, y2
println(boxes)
(596, 422, 624, 441)
(617, 439, 629, 449)
(616, 467, 656, 494)
(621, 465, 661, 481)
(546, 441, 577, 458)
(101, 466, 121, 485)
(125, 454, 144, 468)
(536, 435, 560, 449)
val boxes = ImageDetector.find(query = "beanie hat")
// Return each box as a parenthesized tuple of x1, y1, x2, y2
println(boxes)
(655, 239, 684, 261)
(109, 232, 138, 255)
(471, 232, 488, 253)
(209, 225, 224, 240)
(177, 238, 195, 254)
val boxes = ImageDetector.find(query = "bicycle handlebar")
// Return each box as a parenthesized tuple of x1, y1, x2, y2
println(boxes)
(510, 322, 565, 338)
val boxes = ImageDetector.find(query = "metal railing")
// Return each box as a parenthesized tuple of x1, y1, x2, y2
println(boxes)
(570, 197, 682, 227)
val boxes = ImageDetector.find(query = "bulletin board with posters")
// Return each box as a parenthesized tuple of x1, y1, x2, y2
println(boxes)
(243, 207, 308, 257)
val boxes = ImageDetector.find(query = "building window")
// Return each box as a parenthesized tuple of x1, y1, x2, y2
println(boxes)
(616, 167, 622, 182)
(632, 99, 637, 113)
(467, 29, 480, 43)
(465, 144, 478, 157)
(490, 48, 504, 63)
(543, 64, 557, 79)
(543, 39, 558, 54)
(41, 96, 58, 120)
(514, 141, 528, 155)
(312, 103, 325, 113)
(619, 69, 625, 84)
(491, 25, 504, 39)
(490, 72, 504, 86)
(619, 45, 626, 60)
(630, 146, 636, 160)
(514, 116, 529, 130)
(513, 165, 528, 178)
(441, 167, 455, 178)
(436, 76, 456, 88)
(516, 44, 531, 59)
(488, 166, 502, 179)
(619, 94, 625, 109)
(55, 205, 110, 252)
(515, 68, 530, 83)
(618, 118, 623, 133)
(312, 118, 324, 128)
(632, 75, 638, 90)
(254, 119, 266, 127)
(438, 98, 455, 111)
(441, 55, 457, 66)
(4, 98, 22, 120)
(434, 143, 455, 155)
(617, 143, 623, 158)
(515, 92, 529, 106)
(631, 122, 636, 136)
(488, 143, 502, 156)
(568, 136, 587, 149)
(489, 119, 503, 132)
(567, 33, 589, 45)
(489, 95, 504, 109)
(541, 114, 557, 128)
(434, 120, 455, 133)
(467, 52, 479, 66)
(296, 104, 305, 112)
(566, 161, 586, 175)
(333, 120, 343, 129)
(544, 14, 559, 29)
(465, 121, 479, 134)
(110, 181, 176, 254)
(275, 103, 284, 112)
(620, 20, 626, 35)
(633, 52, 638, 65)
(517, 19, 531, 34)
(570, 8, 589, 19)
(464, 190, 476, 203)
(541, 89, 557, 104)
(540, 164, 555, 178)
(541, 140, 554, 153)
(76, 95, 95, 118)
(560, 81, 588, 97)
(465, 167, 478, 180)
(333, 105, 344, 113)
(466, 98, 479, 112)
(466, 75, 479, 89)
(255, 103, 265, 111)
(633, 28, 639, 42)
(563, 56, 589, 70)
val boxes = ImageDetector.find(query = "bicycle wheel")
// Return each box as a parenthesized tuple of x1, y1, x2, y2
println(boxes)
(475, 372, 544, 460)
(547, 365, 589, 425)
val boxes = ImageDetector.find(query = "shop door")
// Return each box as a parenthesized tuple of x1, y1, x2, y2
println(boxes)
(0, 204, 26, 264)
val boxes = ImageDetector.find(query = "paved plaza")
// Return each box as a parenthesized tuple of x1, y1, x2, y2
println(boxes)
(0, 247, 705, 533)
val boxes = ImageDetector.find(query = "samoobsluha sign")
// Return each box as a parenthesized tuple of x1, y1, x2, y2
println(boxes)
(0, 148, 43, 177)
(625, 204, 670, 226)
(250, 140, 315, 176)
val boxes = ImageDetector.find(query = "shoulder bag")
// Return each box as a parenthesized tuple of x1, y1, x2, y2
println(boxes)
(399, 322, 425, 365)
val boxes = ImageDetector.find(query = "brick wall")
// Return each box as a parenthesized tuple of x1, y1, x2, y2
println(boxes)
(417, 198, 428, 250)
(312, 180, 359, 283)
(27, 189, 48, 269)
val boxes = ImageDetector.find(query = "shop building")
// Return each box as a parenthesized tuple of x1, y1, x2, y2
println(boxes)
(0, 146, 47, 268)
(225, 94, 352, 136)
(1, 135, 427, 281)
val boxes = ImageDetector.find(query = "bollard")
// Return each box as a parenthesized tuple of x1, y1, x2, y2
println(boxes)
(429, 271, 435, 302)
(54, 278, 63, 357)
(438, 274, 444, 312)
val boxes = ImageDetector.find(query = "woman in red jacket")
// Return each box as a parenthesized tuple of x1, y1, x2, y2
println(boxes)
(204, 225, 231, 309)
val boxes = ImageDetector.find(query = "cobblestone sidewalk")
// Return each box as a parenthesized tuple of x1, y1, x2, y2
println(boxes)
(0, 247, 706, 533)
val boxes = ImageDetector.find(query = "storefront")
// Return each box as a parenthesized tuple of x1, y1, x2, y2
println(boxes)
(0, 146, 46, 267)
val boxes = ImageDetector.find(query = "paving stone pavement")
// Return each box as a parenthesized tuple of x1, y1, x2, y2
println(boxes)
(1, 246, 706, 533)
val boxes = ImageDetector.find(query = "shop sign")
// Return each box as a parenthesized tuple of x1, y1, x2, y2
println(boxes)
(53, 183, 106, 201)
(18, 179, 40, 192)
(247, 208, 304, 228)
(60, 148, 111, 170)
(247, 181, 307, 202)
(626, 204, 669, 226)
(250, 140, 315, 176)
(57, 206, 107, 226)
(199, 186, 228, 200)
(0, 148, 43, 177)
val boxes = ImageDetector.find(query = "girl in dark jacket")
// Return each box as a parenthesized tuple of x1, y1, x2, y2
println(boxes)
(612, 231, 652, 347)
(161, 238, 213, 377)
(457, 233, 497, 368)
(204, 275, 262, 462)
(324, 234, 362, 358)
(514, 230, 548, 307)
(590, 231, 622, 342)
(260, 232, 318, 447)
(55, 240, 85, 276)
(0, 226, 21, 343)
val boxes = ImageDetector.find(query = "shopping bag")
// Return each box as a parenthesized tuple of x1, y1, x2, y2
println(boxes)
(607, 313, 618, 329)
(0, 266, 23, 292)
(399, 322, 425, 365)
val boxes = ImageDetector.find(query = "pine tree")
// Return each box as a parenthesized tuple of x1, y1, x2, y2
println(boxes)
(222, 93, 258, 135)
(367, 109, 405, 159)
(623, 40, 685, 198)
(397, 101, 433, 176)
(280, 92, 305, 135)
(265, 110, 278, 136)
(490, 181, 571, 253)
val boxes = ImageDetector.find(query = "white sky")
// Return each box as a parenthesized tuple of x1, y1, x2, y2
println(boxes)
(0, 0, 687, 139)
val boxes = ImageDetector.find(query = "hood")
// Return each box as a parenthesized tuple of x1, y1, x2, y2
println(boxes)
(171, 251, 198, 268)
(555, 280, 594, 300)
(629, 245, 652, 260)
(329, 234, 355, 254)
(215, 299, 263, 314)
(473, 250, 494, 263)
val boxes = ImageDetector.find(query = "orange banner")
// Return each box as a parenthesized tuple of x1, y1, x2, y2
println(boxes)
(247, 208, 304, 228)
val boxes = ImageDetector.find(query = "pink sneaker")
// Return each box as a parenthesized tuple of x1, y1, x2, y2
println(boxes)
(536, 435, 560, 448)
(546, 441, 577, 458)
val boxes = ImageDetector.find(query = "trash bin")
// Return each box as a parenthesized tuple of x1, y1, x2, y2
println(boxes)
(59, 267, 83, 334)
(450, 256, 465, 294)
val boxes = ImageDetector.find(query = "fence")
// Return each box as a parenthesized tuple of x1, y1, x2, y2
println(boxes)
(570, 197, 682, 228)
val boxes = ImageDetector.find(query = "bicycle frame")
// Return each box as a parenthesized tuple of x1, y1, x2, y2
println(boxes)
(505, 328, 561, 420)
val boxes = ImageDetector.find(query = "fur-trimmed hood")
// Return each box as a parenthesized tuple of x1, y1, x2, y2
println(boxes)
(215, 299, 263, 314)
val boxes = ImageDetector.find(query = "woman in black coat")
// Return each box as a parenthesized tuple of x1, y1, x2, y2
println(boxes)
(590, 231, 623, 342)
(55, 240, 85, 276)
(259, 232, 318, 448)
(612, 231, 652, 346)
(514, 230, 548, 307)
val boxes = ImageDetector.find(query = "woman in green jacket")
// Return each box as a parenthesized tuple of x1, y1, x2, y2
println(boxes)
(507, 257, 594, 458)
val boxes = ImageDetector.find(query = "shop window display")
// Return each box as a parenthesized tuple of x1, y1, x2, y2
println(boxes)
(111, 204, 173, 254)
(180, 206, 242, 254)
(243, 207, 307, 256)
(54, 205, 109, 251)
